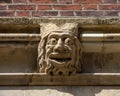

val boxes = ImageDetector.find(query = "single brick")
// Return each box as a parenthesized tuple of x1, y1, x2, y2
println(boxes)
(104, 11, 120, 16)
(8, 5, 36, 10)
(103, 0, 117, 3)
(0, 11, 14, 16)
(76, 11, 103, 17)
(32, 11, 58, 16)
(83, 4, 97, 10)
(0, 0, 12, 3)
(54, 5, 82, 10)
(59, 0, 72, 4)
(13, 0, 27, 3)
(29, 0, 57, 4)
(60, 11, 74, 16)
(74, 0, 102, 4)
(38, 5, 52, 10)
(0, 5, 7, 10)
(17, 11, 30, 17)
(99, 5, 120, 10)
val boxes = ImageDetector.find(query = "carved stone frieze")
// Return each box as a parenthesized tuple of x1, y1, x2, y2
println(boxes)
(38, 23, 82, 75)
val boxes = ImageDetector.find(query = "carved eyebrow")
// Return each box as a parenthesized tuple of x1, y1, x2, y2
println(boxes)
(50, 35, 71, 40)
(54, 31, 73, 36)
(52, 30, 71, 33)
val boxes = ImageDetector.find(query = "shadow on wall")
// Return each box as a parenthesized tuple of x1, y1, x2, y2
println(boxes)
(0, 43, 38, 73)
(0, 86, 120, 96)
(83, 52, 120, 73)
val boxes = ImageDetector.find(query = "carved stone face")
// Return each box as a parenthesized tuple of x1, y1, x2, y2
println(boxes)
(38, 23, 82, 75)
(45, 32, 76, 67)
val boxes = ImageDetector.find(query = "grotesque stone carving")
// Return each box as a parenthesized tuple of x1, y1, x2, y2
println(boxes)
(38, 23, 82, 75)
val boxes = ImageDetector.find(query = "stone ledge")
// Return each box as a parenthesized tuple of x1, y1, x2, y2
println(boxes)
(0, 34, 40, 41)
(0, 73, 119, 86)
(0, 17, 120, 24)
(0, 24, 39, 33)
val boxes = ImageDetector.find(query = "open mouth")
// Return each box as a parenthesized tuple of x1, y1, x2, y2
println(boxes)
(50, 57, 71, 62)
(49, 53, 71, 63)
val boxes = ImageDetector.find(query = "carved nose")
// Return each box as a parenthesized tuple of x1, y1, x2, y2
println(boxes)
(54, 39, 67, 52)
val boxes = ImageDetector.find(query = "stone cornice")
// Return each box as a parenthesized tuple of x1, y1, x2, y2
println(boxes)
(0, 73, 119, 86)
(0, 18, 120, 85)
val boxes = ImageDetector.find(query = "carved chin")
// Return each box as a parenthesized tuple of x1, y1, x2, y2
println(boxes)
(48, 53, 72, 64)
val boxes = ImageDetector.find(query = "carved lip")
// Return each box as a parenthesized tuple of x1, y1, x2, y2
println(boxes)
(49, 53, 71, 63)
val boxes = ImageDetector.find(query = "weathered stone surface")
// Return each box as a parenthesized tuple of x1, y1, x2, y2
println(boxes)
(0, 18, 119, 96)
(0, 44, 38, 73)
(0, 18, 119, 85)
(83, 53, 120, 73)
(0, 34, 40, 41)
(38, 23, 82, 75)
(0, 24, 39, 33)
(0, 86, 120, 96)
(0, 22, 120, 73)
(0, 73, 119, 85)
(0, 17, 120, 24)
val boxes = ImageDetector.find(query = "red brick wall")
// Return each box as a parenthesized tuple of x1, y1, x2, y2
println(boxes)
(0, 0, 119, 17)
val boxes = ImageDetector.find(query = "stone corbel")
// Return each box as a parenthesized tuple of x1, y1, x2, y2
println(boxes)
(38, 23, 82, 75)
(0, 18, 120, 85)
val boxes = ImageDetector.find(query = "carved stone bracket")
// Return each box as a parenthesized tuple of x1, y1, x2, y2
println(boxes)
(38, 23, 82, 75)
(0, 18, 120, 85)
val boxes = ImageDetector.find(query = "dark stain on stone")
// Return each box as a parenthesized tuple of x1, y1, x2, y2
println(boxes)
(107, 36, 114, 39)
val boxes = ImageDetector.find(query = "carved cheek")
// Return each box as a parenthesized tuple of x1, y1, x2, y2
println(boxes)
(64, 38, 75, 52)
(66, 44, 75, 53)
(45, 45, 54, 58)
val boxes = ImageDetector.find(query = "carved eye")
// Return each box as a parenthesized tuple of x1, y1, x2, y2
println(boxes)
(65, 38, 73, 45)
(49, 38, 57, 45)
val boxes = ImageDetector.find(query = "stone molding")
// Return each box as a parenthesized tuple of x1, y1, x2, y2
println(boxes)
(38, 23, 82, 75)
(0, 18, 120, 85)
(0, 73, 119, 85)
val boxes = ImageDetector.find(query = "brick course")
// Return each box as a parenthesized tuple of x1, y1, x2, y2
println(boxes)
(0, 0, 119, 17)
(16, 11, 30, 17)
(54, 5, 82, 10)
(38, 5, 52, 10)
